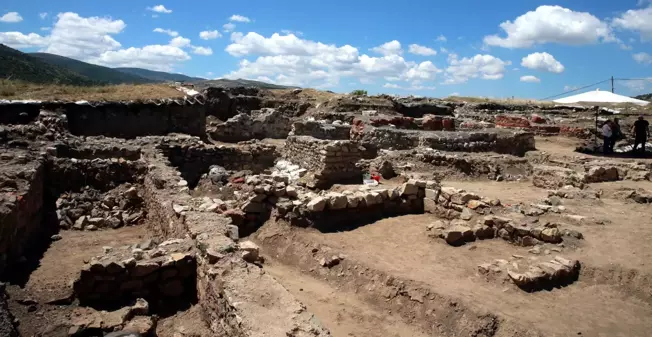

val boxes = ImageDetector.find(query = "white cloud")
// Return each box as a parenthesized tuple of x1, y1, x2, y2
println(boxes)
(153, 28, 178, 37)
(383, 82, 436, 91)
(229, 14, 251, 23)
(564, 85, 579, 91)
(520, 75, 541, 83)
(39, 12, 48, 20)
(223, 23, 236, 32)
(0, 32, 48, 48)
(449, 92, 460, 96)
(483, 5, 614, 48)
(192, 46, 213, 55)
(444, 54, 510, 84)
(40, 27, 50, 31)
(408, 44, 437, 56)
(0, 12, 192, 71)
(147, 5, 172, 14)
(633, 52, 652, 65)
(95, 45, 190, 71)
(169, 36, 191, 48)
(440, 47, 448, 54)
(199, 30, 221, 40)
(521, 52, 565, 73)
(224, 32, 441, 88)
(371, 40, 402, 56)
(612, 7, 652, 41)
(621, 77, 652, 92)
(0, 12, 23, 23)
(281, 29, 303, 36)
(436, 35, 447, 42)
(45, 12, 125, 60)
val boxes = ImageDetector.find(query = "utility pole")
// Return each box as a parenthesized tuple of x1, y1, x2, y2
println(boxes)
(611, 76, 614, 93)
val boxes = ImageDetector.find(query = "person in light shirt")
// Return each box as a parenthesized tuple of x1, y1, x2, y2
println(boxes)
(601, 120, 613, 154)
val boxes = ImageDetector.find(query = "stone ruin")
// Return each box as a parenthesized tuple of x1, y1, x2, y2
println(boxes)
(0, 87, 650, 337)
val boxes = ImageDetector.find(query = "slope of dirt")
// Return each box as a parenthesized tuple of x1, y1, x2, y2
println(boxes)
(264, 261, 432, 337)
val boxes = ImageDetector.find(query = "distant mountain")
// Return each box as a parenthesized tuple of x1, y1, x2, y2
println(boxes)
(115, 68, 205, 83)
(194, 78, 298, 90)
(634, 93, 652, 102)
(30, 53, 154, 85)
(0, 44, 96, 85)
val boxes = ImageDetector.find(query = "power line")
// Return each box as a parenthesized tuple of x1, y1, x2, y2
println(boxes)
(614, 78, 652, 81)
(540, 78, 611, 101)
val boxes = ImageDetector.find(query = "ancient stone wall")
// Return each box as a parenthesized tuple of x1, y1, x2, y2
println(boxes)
(288, 180, 436, 230)
(49, 143, 141, 161)
(283, 136, 362, 188)
(160, 142, 277, 187)
(1, 101, 206, 138)
(0, 153, 46, 276)
(208, 109, 292, 142)
(73, 239, 197, 312)
(290, 120, 352, 140)
(47, 157, 148, 195)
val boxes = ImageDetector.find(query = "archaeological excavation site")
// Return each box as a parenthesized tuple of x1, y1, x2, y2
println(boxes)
(1, 87, 652, 337)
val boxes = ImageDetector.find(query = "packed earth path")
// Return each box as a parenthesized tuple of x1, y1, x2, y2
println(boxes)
(1, 87, 652, 337)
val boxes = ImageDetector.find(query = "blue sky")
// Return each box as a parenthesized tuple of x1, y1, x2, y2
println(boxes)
(1, 0, 651, 98)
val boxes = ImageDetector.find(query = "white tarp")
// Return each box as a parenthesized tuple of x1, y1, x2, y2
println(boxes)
(553, 89, 650, 106)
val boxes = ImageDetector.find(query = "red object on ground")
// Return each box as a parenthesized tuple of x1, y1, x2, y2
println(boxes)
(371, 174, 381, 182)
(442, 118, 455, 131)
(495, 115, 531, 128)
(531, 114, 546, 124)
(231, 177, 245, 184)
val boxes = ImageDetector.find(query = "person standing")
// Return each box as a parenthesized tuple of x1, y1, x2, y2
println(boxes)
(602, 120, 613, 154)
(632, 116, 650, 153)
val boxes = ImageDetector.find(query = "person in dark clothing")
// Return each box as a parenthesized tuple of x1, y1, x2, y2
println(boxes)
(610, 118, 622, 153)
(602, 120, 614, 154)
(632, 116, 650, 153)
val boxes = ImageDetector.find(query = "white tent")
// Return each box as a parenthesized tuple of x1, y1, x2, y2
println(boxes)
(553, 89, 649, 106)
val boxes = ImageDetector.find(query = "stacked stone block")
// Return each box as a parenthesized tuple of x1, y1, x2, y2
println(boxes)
(283, 136, 363, 188)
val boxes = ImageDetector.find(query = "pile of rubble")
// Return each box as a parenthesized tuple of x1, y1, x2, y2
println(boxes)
(478, 256, 581, 291)
(56, 184, 146, 231)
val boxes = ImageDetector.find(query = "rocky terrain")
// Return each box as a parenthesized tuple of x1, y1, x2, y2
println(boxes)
(1, 87, 651, 337)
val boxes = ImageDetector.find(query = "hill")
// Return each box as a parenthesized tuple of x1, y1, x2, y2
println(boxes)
(194, 78, 298, 90)
(30, 53, 154, 85)
(115, 68, 205, 83)
(0, 44, 96, 85)
(634, 93, 652, 102)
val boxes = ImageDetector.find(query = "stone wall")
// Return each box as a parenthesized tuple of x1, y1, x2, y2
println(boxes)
(353, 126, 535, 156)
(288, 180, 436, 230)
(290, 120, 352, 140)
(207, 109, 292, 142)
(73, 239, 197, 312)
(49, 143, 141, 161)
(1, 101, 206, 138)
(0, 152, 46, 276)
(283, 136, 362, 188)
(160, 142, 277, 188)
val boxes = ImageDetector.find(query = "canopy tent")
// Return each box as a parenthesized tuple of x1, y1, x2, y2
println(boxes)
(553, 89, 650, 106)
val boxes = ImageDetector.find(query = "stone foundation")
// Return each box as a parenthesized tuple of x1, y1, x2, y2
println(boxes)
(283, 136, 362, 188)
(290, 120, 352, 140)
(208, 109, 292, 142)
(73, 239, 197, 312)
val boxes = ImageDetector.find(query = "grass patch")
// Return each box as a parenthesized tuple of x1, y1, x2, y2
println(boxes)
(0, 79, 185, 101)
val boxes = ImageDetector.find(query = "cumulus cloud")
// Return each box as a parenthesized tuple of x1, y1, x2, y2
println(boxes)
(0, 12, 23, 23)
(224, 32, 442, 88)
(521, 52, 565, 73)
(153, 28, 178, 37)
(633, 52, 652, 65)
(192, 46, 213, 55)
(199, 30, 221, 40)
(169, 36, 191, 48)
(408, 44, 437, 56)
(371, 40, 403, 56)
(45, 12, 126, 60)
(383, 82, 436, 91)
(0, 12, 192, 71)
(223, 23, 236, 32)
(520, 75, 541, 83)
(0, 32, 48, 48)
(483, 5, 614, 48)
(612, 7, 652, 41)
(229, 15, 251, 23)
(147, 5, 172, 14)
(436, 35, 447, 42)
(39, 13, 48, 20)
(95, 45, 189, 70)
(444, 54, 510, 84)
